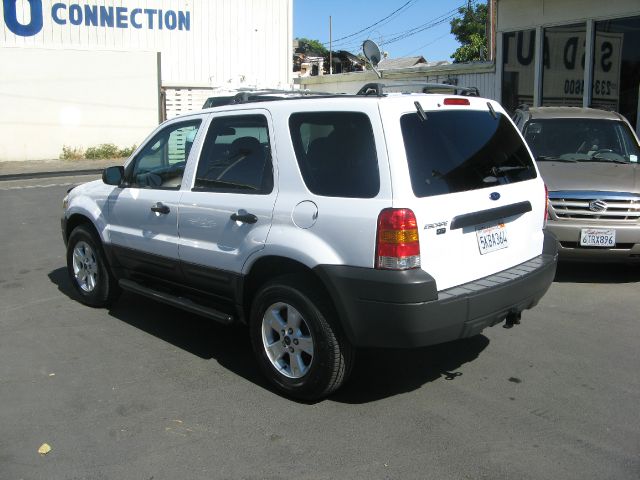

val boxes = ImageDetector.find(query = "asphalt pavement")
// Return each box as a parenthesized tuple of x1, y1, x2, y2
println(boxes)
(1, 172, 639, 479)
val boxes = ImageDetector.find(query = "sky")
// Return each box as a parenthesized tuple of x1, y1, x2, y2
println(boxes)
(293, 0, 475, 62)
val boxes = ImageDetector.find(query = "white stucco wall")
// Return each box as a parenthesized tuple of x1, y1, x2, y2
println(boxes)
(1, 0, 293, 89)
(0, 47, 159, 161)
(0, 0, 293, 161)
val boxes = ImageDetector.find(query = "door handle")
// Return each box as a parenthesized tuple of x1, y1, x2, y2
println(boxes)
(151, 202, 170, 214)
(230, 212, 258, 224)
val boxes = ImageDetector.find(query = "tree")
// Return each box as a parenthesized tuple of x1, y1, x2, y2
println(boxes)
(295, 37, 328, 56)
(450, 2, 488, 63)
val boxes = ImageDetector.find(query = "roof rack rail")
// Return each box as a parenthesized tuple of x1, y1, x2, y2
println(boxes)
(356, 82, 480, 97)
(230, 89, 340, 104)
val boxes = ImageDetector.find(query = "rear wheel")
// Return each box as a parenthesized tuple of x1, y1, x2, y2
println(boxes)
(66, 224, 120, 307)
(249, 275, 353, 400)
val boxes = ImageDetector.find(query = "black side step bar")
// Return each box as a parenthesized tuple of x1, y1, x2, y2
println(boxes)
(119, 279, 234, 325)
(450, 201, 532, 230)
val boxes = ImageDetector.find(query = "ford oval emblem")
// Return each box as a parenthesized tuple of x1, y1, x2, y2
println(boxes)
(490, 192, 501, 201)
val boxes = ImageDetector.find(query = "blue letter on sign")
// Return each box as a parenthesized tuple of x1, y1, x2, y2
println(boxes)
(3, 0, 43, 36)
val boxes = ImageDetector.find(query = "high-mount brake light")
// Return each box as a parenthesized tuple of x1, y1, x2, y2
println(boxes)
(375, 208, 421, 270)
(443, 98, 470, 106)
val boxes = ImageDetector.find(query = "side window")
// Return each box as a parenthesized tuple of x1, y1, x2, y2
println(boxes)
(194, 115, 273, 194)
(127, 120, 201, 189)
(289, 112, 380, 198)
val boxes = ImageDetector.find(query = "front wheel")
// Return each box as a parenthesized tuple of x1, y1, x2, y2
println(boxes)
(66, 224, 120, 307)
(249, 275, 353, 400)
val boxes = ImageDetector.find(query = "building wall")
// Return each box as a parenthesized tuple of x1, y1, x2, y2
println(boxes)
(496, 0, 640, 131)
(1, 0, 292, 88)
(0, 48, 159, 161)
(497, 0, 639, 31)
(0, 0, 293, 160)
(296, 63, 497, 100)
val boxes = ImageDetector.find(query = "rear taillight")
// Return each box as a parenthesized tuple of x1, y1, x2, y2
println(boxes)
(376, 208, 421, 270)
(544, 184, 549, 225)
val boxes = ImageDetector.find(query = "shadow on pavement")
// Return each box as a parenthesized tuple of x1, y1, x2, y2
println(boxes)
(554, 262, 640, 284)
(49, 266, 76, 298)
(49, 266, 266, 387)
(331, 335, 490, 404)
(49, 266, 490, 403)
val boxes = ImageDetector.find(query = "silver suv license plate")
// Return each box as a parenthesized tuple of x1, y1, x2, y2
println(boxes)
(476, 223, 508, 255)
(580, 228, 615, 247)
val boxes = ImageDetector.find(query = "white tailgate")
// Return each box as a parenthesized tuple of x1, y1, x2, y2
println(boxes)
(380, 97, 546, 291)
(412, 181, 544, 290)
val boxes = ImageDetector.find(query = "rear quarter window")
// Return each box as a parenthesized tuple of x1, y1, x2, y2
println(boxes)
(289, 112, 380, 198)
(401, 110, 536, 198)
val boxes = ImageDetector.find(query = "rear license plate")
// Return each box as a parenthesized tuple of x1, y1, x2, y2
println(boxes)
(580, 228, 615, 247)
(476, 223, 508, 255)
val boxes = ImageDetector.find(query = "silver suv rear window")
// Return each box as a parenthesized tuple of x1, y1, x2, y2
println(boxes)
(401, 110, 536, 198)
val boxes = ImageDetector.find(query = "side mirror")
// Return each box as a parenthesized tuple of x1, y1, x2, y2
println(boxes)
(102, 166, 124, 186)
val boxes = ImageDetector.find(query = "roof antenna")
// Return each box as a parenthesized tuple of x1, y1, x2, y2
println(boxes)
(362, 40, 382, 79)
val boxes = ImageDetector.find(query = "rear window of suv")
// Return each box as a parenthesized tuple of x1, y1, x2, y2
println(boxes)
(401, 110, 536, 198)
(289, 112, 380, 198)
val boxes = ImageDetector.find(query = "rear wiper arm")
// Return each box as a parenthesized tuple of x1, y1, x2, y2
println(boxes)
(491, 165, 529, 175)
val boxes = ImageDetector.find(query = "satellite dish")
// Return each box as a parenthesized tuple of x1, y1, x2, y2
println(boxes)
(362, 40, 381, 66)
(362, 40, 382, 79)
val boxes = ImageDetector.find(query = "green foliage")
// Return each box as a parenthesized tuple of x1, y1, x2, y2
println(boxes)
(60, 145, 84, 160)
(118, 145, 137, 158)
(85, 143, 120, 159)
(450, 3, 488, 63)
(296, 37, 329, 56)
(59, 143, 136, 160)
(451, 33, 486, 63)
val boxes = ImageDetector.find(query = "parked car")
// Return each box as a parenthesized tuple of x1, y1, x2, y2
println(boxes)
(62, 89, 557, 400)
(513, 106, 640, 262)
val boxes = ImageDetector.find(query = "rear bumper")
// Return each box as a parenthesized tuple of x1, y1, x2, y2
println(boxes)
(314, 231, 558, 348)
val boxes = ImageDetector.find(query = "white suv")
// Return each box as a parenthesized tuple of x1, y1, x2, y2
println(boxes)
(62, 90, 558, 400)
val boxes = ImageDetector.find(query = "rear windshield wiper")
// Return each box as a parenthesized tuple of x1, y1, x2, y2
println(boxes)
(491, 165, 530, 175)
(536, 155, 577, 162)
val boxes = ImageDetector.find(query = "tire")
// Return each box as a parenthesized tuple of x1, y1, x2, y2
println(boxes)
(66, 224, 120, 307)
(249, 275, 354, 400)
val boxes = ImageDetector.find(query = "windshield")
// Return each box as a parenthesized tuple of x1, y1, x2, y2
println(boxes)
(523, 118, 640, 164)
(401, 110, 536, 198)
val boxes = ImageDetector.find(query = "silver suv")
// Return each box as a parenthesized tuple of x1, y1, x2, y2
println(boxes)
(62, 90, 557, 399)
(514, 106, 640, 262)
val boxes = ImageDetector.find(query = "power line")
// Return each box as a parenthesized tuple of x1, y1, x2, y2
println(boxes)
(382, 4, 464, 45)
(398, 32, 451, 57)
(321, 0, 418, 46)
(324, 1, 472, 57)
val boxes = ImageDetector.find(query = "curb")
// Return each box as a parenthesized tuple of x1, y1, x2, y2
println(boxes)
(0, 168, 103, 181)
